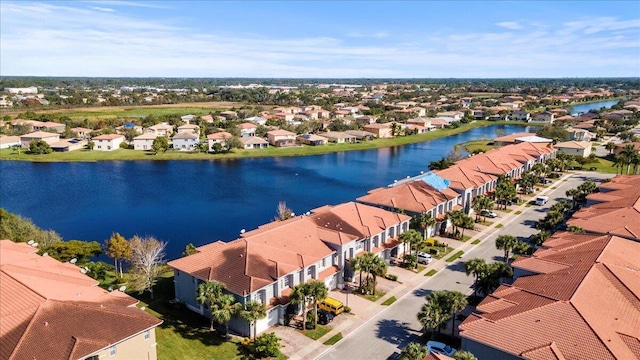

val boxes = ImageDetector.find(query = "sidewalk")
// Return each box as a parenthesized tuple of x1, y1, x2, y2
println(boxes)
(284, 173, 574, 360)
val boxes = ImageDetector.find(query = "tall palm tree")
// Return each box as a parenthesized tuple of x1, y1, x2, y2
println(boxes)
(196, 281, 224, 331)
(444, 291, 468, 339)
(417, 302, 446, 338)
(472, 195, 492, 222)
(398, 229, 422, 263)
(211, 293, 242, 338)
(417, 212, 436, 239)
(495, 235, 518, 262)
(369, 256, 388, 295)
(240, 300, 267, 341)
(566, 188, 581, 209)
(531, 163, 547, 178)
(400, 342, 427, 360)
(605, 141, 616, 155)
(464, 258, 487, 297)
(620, 144, 637, 174)
(307, 280, 328, 328)
(290, 284, 311, 332)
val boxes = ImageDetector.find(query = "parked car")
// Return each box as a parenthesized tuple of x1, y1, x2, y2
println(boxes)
(317, 309, 334, 325)
(480, 209, 498, 218)
(319, 297, 345, 315)
(416, 252, 433, 264)
(426, 341, 456, 356)
(535, 196, 549, 205)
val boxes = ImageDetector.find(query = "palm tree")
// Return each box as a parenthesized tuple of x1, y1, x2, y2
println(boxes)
(620, 144, 637, 174)
(472, 195, 492, 222)
(351, 253, 373, 290)
(369, 256, 388, 295)
(444, 291, 468, 339)
(211, 293, 242, 338)
(546, 158, 560, 173)
(307, 280, 328, 328)
(417, 302, 446, 337)
(464, 258, 487, 297)
(566, 188, 581, 209)
(460, 215, 475, 239)
(446, 209, 466, 236)
(196, 281, 224, 331)
(495, 235, 518, 262)
(605, 141, 616, 155)
(240, 300, 267, 341)
(290, 284, 311, 332)
(417, 212, 436, 239)
(399, 342, 427, 360)
(531, 163, 547, 178)
(398, 229, 422, 263)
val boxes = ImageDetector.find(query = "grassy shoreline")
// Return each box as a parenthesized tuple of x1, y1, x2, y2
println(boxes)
(0, 120, 529, 162)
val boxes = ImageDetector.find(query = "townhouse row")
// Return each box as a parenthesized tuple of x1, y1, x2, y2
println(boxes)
(168, 141, 557, 337)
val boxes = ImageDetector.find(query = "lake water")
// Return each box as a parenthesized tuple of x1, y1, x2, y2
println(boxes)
(565, 99, 621, 115)
(0, 124, 536, 259)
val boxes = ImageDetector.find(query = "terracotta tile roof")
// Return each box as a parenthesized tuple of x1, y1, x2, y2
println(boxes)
(20, 131, 59, 139)
(435, 165, 497, 191)
(356, 181, 459, 214)
(207, 131, 233, 140)
(460, 231, 640, 360)
(0, 240, 161, 360)
(267, 129, 296, 136)
(168, 202, 409, 295)
(494, 132, 536, 143)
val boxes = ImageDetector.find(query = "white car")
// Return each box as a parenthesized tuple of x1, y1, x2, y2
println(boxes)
(480, 209, 498, 218)
(416, 252, 433, 264)
(426, 341, 456, 356)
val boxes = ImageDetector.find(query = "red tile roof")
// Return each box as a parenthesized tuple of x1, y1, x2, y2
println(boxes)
(0, 240, 161, 360)
(168, 202, 409, 295)
(357, 181, 459, 214)
(460, 230, 640, 360)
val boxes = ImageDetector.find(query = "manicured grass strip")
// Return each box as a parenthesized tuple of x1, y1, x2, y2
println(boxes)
(381, 296, 397, 306)
(357, 290, 386, 302)
(446, 251, 464, 262)
(323, 332, 343, 345)
(525, 203, 533, 207)
(471, 239, 481, 245)
(304, 325, 332, 340)
(501, 208, 513, 213)
(552, 186, 558, 189)
(495, 224, 504, 228)
(515, 210, 522, 215)
(476, 220, 494, 226)
(425, 269, 438, 277)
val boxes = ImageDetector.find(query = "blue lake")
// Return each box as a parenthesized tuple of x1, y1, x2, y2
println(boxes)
(565, 99, 621, 115)
(0, 124, 536, 259)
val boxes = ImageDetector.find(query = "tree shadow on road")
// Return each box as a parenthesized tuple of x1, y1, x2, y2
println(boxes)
(375, 318, 421, 349)
(413, 288, 432, 298)
(444, 261, 467, 274)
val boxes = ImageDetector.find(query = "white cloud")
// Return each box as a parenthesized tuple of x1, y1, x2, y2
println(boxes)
(1, 2, 639, 78)
(90, 6, 115, 12)
(496, 21, 523, 30)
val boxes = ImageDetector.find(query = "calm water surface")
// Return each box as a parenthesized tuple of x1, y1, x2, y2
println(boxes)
(1, 125, 535, 259)
(565, 99, 621, 115)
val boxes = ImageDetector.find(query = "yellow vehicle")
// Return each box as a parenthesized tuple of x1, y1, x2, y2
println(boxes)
(318, 297, 345, 315)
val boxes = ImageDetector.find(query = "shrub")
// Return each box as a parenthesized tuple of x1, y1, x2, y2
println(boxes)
(119, 141, 129, 149)
(253, 332, 281, 358)
(344, 306, 352, 313)
(404, 254, 418, 269)
(385, 274, 398, 281)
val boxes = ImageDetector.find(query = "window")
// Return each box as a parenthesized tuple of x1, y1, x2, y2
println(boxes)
(109, 346, 116, 357)
(283, 274, 292, 288)
(144, 330, 150, 340)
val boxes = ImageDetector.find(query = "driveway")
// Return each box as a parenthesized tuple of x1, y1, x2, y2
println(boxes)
(314, 171, 612, 360)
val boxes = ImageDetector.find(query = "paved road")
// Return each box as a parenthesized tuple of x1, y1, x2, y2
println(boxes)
(317, 172, 611, 360)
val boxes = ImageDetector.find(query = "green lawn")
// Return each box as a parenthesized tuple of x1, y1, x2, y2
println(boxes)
(302, 325, 332, 341)
(475, 220, 494, 226)
(515, 211, 522, 215)
(495, 224, 504, 229)
(580, 157, 617, 174)
(445, 251, 464, 262)
(462, 140, 495, 153)
(381, 296, 397, 306)
(131, 273, 261, 360)
(357, 290, 386, 302)
(500, 208, 513, 213)
(419, 245, 453, 259)
(323, 333, 343, 345)
(0, 121, 530, 163)
(471, 239, 481, 245)
(425, 269, 438, 277)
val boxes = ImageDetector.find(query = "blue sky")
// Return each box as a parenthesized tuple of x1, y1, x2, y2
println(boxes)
(1, 1, 639, 78)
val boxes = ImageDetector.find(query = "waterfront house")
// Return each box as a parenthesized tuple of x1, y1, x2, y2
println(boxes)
(133, 133, 158, 151)
(532, 111, 555, 123)
(50, 138, 88, 152)
(0, 240, 162, 360)
(320, 132, 357, 143)
(493, 132, 536, 147)
(510, 110, 530, 121)
(168, 202, 410, 338)
(71, 127, 93, 139)
(554, 140, 592, 157)
(267, 129, 296, 147)
(297, 134, 328, 146)
(345, 130, 376, 141)
(146, 123, 174, 137)
(237, 123, 258, 137)
(356, 172, 461, 236)
(363, 123, 393, 138)
(207, 131, 233, 151)
(0, 135, 21, 149)
(435, 165, 498, 213)
(177, 124, 200, 135)
(429, 118, 449, 129)
(172, 132, 200, 151)
(92, 134, 125, 151)
(240, 136, 269, 149)
(20, 131, 61, 148)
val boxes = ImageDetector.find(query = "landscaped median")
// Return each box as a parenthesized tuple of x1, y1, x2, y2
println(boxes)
(445, 251, 465, 262)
